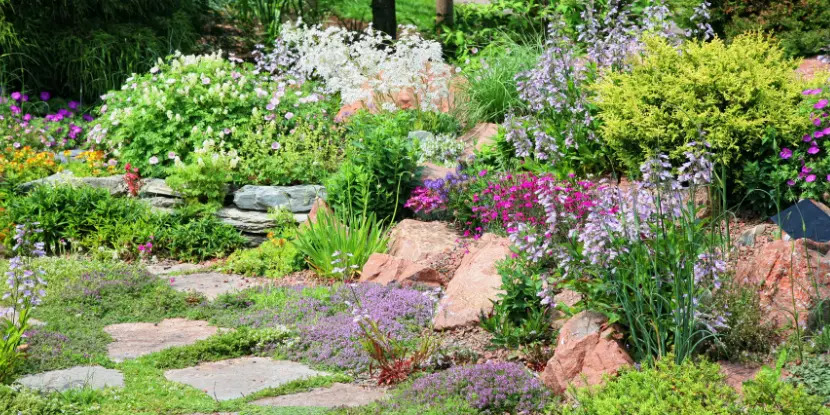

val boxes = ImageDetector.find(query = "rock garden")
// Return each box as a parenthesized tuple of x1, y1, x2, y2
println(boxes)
(3, 0, 830, 414)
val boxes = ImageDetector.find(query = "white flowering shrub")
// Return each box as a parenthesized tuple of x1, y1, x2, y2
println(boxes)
(415, 133, 465, 166)
(87, 51, 336, 178)
(278, 22, 453, 112)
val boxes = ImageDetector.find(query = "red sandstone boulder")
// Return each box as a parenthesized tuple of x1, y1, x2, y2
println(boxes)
(432, 233, 511, 330)
(306, 198, 331, 225)
(735, 238, 830, 329)
(359, 253, 443, 287)
(459, 123, 499, 157)
(388, 219, 460, 264)
(542, 311, 633, 394)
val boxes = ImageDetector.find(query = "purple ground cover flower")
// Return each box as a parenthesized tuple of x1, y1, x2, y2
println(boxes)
(399, 362, 551, 414)
(243, 283, 434, 371)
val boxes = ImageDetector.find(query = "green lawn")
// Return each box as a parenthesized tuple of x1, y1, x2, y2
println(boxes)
(332, 0, 438, 32)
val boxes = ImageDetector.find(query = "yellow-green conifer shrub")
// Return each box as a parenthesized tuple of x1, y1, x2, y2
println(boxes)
(594, 32, 809, 173)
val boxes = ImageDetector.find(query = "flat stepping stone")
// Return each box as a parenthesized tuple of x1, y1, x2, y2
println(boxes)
(147, 263, 205, 275)
(164, 357, 328, 401)
(253, 383, 386, 408)
(104, 318, 219, 362)
(166, 272, 264, 300)
(19, 366, 124, 391)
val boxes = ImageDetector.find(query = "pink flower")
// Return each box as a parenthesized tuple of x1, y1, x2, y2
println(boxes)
(815, 99, 829, 110)
(168, 152, 177, 159)
(787, 179, 796, 186)
(779, 148, 793, 159)
(479, 170, 488, 177)
(808, 145, 820, 155)
(149, 156, 159, 165)
(806, 174, 817, 183)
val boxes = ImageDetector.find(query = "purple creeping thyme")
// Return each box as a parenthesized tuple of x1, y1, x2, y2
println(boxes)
(399, 362, 550, 414)
(244, 283, 435, 371)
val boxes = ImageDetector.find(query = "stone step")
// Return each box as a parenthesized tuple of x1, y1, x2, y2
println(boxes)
(252, 383, 386, 408)
(19, 366, 124, 392)
(164, 357, 329, 401)
(104, 319, 220, 362)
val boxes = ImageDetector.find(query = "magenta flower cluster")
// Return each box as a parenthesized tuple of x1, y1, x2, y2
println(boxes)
(1, 90, 93, 150)
(779, 88, 830, 190)
(399, 362, 551, 414)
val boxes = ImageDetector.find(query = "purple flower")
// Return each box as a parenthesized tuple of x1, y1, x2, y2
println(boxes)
(815, 99, 829, 110)
(39, 91, 50, 101)
(21, 94, 28, 102)
(271, 142, 281, 150)
(787, 179, 796, 186)
(804, 134, 814, 142)
(10, 105, 20, 114)
(10, 92, 21, 101)
(803, 89, 823, 95)
(780, 148, 793, 159)
(807, 174, 817, 183)
(68, 101, 80, 110)
(814, 118, 822, 127)
(82, 114, 94, 122)
(479, 169, 488, 177)
(808, 145, 820, 155)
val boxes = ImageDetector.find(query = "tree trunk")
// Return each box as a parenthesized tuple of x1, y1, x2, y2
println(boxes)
(436, 0, 453, 27)
(371, 0, 397, 39)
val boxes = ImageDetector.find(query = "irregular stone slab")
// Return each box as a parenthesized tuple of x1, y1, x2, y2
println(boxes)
(19, 366, 124, 391)
(147, 263, 206, 276)
(388, 219, 460, 264)
(234, 185, 326, 213)
(719, 361, 760, 394)
(360, 253, 443, 287)
(215, 207, 307, 234)
(104, 319, 220, 362)
(433, 233, 510, 330)
(143, 196, 180, 210)
(20, 171, 127, 195)
(166, 272, 265, 300)
(165, 357, 328, 401)
(253, 383, 386, 408)
(141, 178, 179, 197)
(542, 311, 632, 394)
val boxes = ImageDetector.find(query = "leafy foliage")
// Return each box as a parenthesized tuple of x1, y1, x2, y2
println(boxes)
(595, 33, 807, 179)
(787, 356, 830, 404)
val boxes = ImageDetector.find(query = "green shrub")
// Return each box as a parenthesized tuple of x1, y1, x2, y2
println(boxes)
(152, 209, 246, 262)
(0, 385, 87, 415)
(327, 127, 420, 221)
(223, 237, 304, 278)
(716, 0, 830, 57)
(558, 357, 740, 415)
(787, 356, 830, 404)
(89, 52, 334, 178)
(594, 33, 807, 178)
(3, 185, 244, 261)
(480, 259, 556, 349)
(234, 114, 345, 186)
(743, 364, 829, 414)
(165, 140, 239, 206)
(706, 281, 776, 362)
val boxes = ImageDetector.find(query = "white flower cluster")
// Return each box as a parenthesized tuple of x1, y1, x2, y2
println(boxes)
(416, 133, 465, 165)
(183, 139, 241, 170)
(280, 21, 452, 112)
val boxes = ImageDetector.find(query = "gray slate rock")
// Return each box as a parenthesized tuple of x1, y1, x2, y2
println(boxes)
(19, 366, 124, 391)
(20, 171, 127, 196)
(141, 178, 179, 197)
(164, 357, 328, 401)
(215, 207, 307, 234)
(233, 185, 326, 213)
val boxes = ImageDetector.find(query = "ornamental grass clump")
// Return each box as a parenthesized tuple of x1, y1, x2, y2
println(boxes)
(399, 362, 551, 414)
